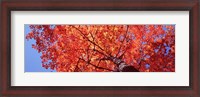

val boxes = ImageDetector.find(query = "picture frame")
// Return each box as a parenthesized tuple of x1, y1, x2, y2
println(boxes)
(0, 0, 199, 97)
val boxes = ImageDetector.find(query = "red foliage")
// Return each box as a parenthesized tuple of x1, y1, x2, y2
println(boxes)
(26, 25, 175, 72)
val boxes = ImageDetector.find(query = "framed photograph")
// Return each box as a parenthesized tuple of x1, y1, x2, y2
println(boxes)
(1, 0, 199, 96)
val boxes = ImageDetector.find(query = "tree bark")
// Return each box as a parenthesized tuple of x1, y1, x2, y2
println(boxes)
(110, 57, 139, 72)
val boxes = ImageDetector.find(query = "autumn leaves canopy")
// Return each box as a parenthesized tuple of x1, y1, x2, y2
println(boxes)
(26, 25, 175, 72)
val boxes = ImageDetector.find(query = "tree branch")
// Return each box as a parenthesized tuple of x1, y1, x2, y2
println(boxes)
(71, 25, 109, 57)
(116, 25, 129, 57)
(79, 58, 114, 71)
(74, 58, 81, 72)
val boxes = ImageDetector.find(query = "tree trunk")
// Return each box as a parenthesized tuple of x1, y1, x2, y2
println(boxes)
(110, 57, 139, 72)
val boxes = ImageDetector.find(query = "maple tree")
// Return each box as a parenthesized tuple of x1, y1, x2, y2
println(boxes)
(26, 25, 175, 72)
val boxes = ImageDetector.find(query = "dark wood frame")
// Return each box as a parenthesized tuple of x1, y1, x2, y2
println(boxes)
(0, 0, 199, 97)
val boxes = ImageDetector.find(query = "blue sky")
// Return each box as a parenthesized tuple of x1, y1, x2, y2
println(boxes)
(25, 25, 55, 72)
